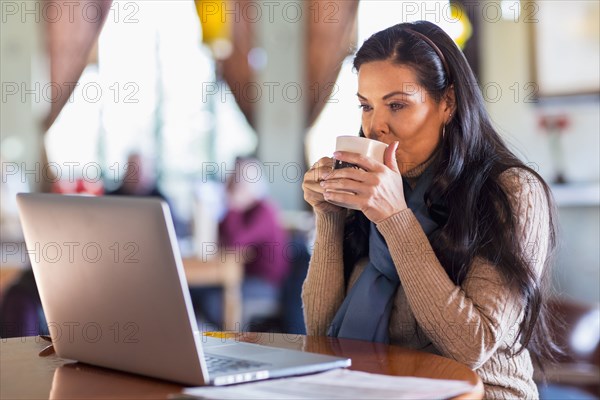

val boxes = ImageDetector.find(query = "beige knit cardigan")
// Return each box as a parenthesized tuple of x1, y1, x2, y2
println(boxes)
(302, 167, 549, 399)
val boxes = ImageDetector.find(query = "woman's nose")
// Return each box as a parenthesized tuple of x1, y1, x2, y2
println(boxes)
(366, 110, 389, 139)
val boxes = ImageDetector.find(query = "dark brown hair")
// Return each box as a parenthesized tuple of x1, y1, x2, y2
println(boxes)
(343, 21, 561, 364)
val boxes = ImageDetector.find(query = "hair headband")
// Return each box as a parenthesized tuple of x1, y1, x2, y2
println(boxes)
(404, 29, 452, 84)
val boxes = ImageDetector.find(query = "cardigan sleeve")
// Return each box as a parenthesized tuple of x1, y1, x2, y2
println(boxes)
(301, 211, 347, 336)
(376, 168, 550, 369)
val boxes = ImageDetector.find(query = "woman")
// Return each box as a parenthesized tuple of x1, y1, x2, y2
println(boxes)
(301, 21, 559, 399)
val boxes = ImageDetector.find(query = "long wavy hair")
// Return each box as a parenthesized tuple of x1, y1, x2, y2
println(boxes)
(343, 21, 561, 364)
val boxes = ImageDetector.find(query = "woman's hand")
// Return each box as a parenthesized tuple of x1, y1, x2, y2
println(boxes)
(320, 142, 407, 223)
(302, 157, 345, 215)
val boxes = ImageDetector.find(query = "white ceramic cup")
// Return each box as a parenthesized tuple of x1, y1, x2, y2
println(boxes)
(328, 136, 388, 210)
(333, 136, 388, 169)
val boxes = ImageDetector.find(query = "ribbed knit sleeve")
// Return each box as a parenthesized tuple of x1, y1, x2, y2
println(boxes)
(301, 211, 347, 336)
(375, 168, 550, 370)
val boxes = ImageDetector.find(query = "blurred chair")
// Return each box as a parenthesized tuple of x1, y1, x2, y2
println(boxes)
(229, 228, 310, 335)
(0, 268, 48, 338)
(537, 297, 600, 399)
(278, 230, 309, 335)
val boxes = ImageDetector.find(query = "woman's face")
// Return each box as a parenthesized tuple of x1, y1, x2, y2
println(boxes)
(357, 60, 451, 168)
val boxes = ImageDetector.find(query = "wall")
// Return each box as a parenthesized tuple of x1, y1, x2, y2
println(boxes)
(480, 0, 599, 303)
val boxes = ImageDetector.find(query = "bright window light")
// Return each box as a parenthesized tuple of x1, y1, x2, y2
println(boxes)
(501, 0, 521, 21)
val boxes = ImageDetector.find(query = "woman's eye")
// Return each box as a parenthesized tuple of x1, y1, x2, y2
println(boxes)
(389, 103, 405, 111)
(358, 104, 372, 112)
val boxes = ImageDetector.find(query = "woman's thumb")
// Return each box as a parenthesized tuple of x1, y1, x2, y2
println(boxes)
(384, 141, 400, 173)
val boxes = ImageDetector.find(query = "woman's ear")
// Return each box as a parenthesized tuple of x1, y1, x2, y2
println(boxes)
(443, 85, 456, 123)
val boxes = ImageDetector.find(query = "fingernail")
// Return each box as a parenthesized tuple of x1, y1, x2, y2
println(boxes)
(320, 181, 326, 187)
(333, 151, 341, 158)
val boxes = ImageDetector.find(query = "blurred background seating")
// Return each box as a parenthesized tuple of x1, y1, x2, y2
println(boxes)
(536, 298, 600, 399)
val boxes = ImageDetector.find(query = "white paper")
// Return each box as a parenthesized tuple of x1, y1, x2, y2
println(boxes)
(181, 369, 475, 399)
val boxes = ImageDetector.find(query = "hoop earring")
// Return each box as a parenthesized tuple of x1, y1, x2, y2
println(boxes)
(442, 124, 446, 139)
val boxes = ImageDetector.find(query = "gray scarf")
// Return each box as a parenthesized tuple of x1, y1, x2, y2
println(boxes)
(328, 164, 440, 343)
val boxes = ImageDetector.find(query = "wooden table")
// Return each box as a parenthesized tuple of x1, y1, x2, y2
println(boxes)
(182, 255, 244, 331)
(0, 267, 22, 299)
(0, 243, 29, 300)
(0, 334, 484, 399)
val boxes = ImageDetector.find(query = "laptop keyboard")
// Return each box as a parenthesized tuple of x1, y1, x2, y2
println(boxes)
(205, 354, 269, 374)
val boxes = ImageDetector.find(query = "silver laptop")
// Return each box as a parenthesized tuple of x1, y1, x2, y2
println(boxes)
(16, 193, 350, 386)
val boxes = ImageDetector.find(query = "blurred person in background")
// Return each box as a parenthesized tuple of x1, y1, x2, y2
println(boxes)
(192, 157, 290, 330)
(107, 152, 166, 198)
(107, 152, 186, 236)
